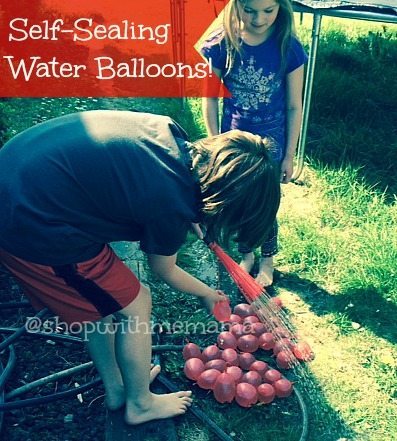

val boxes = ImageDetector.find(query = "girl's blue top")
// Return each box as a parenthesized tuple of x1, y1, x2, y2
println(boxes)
(201, 28, 307, 161)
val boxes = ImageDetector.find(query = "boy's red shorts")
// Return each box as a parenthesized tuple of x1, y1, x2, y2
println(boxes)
(0, 245, 141, 325)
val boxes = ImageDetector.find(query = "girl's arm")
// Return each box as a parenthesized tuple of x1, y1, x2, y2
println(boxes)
(147, 253, 225, 310)
(202, 66, 223, 136)
(282, 65, 305, 183)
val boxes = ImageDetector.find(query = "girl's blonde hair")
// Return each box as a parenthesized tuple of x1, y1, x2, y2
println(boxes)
(191, 130, 281, 248)
(223, 0, 295, 74)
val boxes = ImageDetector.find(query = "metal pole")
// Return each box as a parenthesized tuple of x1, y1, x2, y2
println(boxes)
(292, 12, 322, 180)
(180, 0, 187, 106)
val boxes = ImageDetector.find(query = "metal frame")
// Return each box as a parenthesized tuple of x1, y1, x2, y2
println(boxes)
(170, 0, 187, 97)
(291, 3, 397, 179)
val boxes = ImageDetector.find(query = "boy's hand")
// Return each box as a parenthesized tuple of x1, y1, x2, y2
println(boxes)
(201, 289, 227, 314)
(191, 222, 204, 240)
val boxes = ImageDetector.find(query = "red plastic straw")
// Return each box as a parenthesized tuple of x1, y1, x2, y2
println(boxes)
(208, 242, 312, 371)
(208, 242, 266, 303)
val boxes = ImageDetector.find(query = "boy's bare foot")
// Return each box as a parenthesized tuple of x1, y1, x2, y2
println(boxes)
(239, 252, 255, 274)
(125, 391, 193, 425)
(105, 364, 162, 411)
(105, 384, 125, 411)
(256, 257, 274, 287)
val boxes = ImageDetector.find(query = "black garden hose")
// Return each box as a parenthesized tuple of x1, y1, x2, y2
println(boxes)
(0, 378, 102, 410)
(0, 308, 102, 411)
(0, 308, 49, 353)
(0, 301, 31, 310)
(0, 344, 16, 392)
(157, 372, 235, 441)
(153, 328, 235, 441)
(0, 328, 184, 352)
(0, 343, 17, 433)
(0, 360, 4, 434)
(294, 386, 309, 441)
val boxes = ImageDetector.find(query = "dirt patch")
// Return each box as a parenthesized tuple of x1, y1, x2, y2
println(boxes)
(280, 170, 320, 220)
(0, 267, 106, 441)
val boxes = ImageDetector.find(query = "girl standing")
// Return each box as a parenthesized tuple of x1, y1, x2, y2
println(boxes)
(201, 0, 307, 286)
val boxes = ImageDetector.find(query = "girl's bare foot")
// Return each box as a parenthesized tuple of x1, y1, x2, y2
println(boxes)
(239, 252, 255, 274)
(149, 364, 161, 383)
(256, 257, 274, 287)
(105, 364, 162, 411)
(124, 391, 193, 425)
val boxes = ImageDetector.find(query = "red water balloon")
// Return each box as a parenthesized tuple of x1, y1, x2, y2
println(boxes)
(182, 343, 202, 361)
(258, 332, 275, 350)
(233, 303, 254, 318)
(257, 383, 276, 404)
(272, 338, 294, 355)
(230, 323, 246, 339)
(213, 298, 232, 322)
(276, 350, 296, 369)
(269, 297, 283, 309)
(235, 383, 258, 407)
(249, 360, 269, 377)
(238, 352, 256, 370)
(243, 315, 260, 325)
(221, 348, 239, 366)
(184, 358, 205, 381)
(237, 334, 259, 353)
(272, 326, 293, 338)
(225, 366, 243, 383)
(273, 378, 293, 397)
(264, 369, 282, 384)
(197, 369, 221, 390)
(227, 314, 242, 324)
(217, 331, 237, 350)
(213, 373, 236, 403)
(202, 345, 221, 362)
(250, 322, 267, 337)
(204, 359, 227, 372)
(293, 341, 315, 361)
(241, 370, 262, 387)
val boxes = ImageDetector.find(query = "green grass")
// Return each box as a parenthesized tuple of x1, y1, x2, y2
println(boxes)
(0, 15, 397, 441)
(298, 15, 397, 200)
(187, 16, 397, 441)
(269, 16, 397, 441)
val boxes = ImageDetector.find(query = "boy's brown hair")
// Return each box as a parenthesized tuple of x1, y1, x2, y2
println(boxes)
(191, 130, 280, 248)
